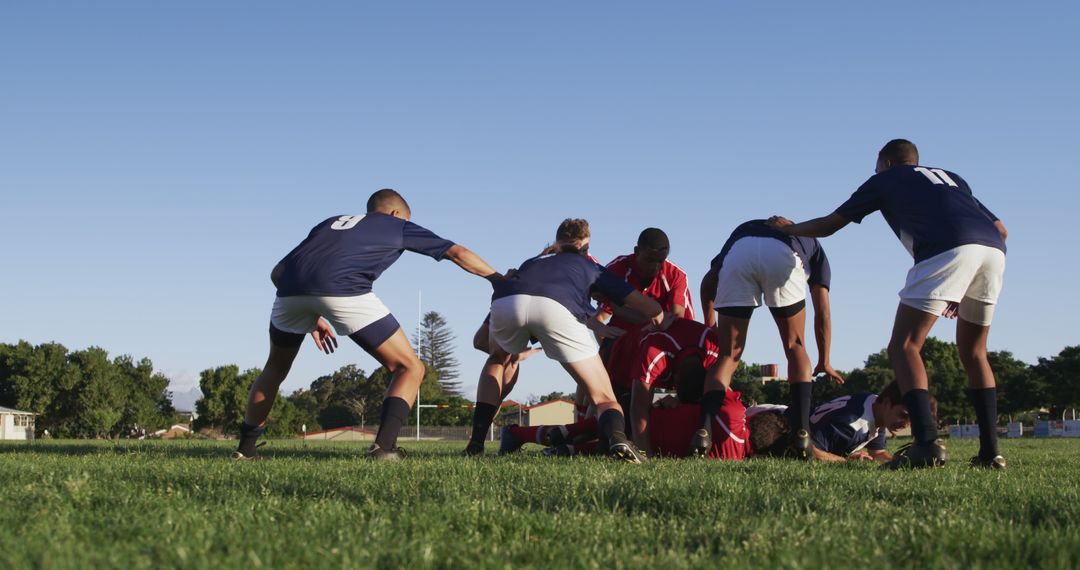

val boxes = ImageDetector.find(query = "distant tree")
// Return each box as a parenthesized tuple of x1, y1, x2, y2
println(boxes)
(1034, 346, 1080, 416)
(194, 365, 257, 433)
(539, 391, 571, 403)
(414, 311, 461, 395)
(59, 347, 125, 438)
(114, 355, 173, 433)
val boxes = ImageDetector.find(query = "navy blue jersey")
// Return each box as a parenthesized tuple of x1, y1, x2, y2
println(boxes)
(492, 253, 635, 321)
(835, 165, 1005, 263)
(276, 212, 455, 297)
(809, 393, 886, 455)
(710, 220, 832, 289)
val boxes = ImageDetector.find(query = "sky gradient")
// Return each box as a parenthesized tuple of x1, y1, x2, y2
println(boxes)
(2, 3, 1077, 405)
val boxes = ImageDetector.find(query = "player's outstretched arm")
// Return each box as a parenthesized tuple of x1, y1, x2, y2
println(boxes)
(809, 285, 842, 383)
(622, 291, 665, 329)
(811, 445, 846, 462)
(443, 244, 504, 282)
(699, 269, 719, 328)
(767, 213, 849, 238)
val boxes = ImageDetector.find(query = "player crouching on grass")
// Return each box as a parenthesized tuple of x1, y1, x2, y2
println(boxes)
(697, 219, 839, 461)
(748, 381, 930, 463)
(233, 189, 502, 461)
(768, 139, 1008, 470)
(464, 218, 665, 463)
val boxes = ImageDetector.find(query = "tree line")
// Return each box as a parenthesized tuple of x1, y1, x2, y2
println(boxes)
(3, 334, 1078, 438)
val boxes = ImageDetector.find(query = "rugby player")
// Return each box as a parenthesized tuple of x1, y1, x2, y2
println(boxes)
(464, 218, 664, 462)
(696, 220, 837, 460)
(748, 381, 927, 463)
(769, 139, 1008, 470)
(234, 189, 501, 461)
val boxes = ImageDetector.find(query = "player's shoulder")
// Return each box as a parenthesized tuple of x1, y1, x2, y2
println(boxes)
(605, 254, 633, 269)
(662, 258, 688, 278)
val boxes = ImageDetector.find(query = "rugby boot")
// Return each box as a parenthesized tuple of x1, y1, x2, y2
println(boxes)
(608, 433, 648, 464)
(882, 439, 947, 470)
(969, 454, 1007, 470)
(787, 429, 813, 461)
(462, 440, 485, 457)
(367, 443, 407, 461)
(688, 428, 712, 458)
(542, 444, 574, 457)
(498, 425, 525, 455)
(230, 441, 266, 461)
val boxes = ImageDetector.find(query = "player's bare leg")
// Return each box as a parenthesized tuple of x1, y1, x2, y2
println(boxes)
(695, 315, 748, 456)
(772, 305, 814, 459)
(465, 345, 513, 456)
(957, 313, 1004, 468)
(561, 355, 645, 462)
(883, 304, 947, 469)
(234, 341, 302, 459)
(363, 328, 426, 459)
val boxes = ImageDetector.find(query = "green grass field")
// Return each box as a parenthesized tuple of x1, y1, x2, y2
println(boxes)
(1, 438, 1079, 569)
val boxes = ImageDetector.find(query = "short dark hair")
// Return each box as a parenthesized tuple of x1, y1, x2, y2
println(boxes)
(366, 188, 410, 214)
(748, 410, 790, 457)
(637, 227, 670, 252)
(674, 358, 705, 404)
(878, 139, 919, 165)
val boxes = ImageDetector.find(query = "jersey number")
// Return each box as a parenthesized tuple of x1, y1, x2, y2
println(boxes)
(810, 395, 851, 424)
(331, 215, 365, 230)
(915, 167, 959, 188)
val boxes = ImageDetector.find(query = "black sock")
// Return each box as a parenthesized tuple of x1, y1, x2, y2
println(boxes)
(788, 382, 813, 434)
(903, 389, 937, 446)
(470, 402, 498, 445)
(374, 397, 411, 449)
(969, 388, 999, 459)
(598, 409, 626, 449)
(238, 422, 265, 456)
(699, 389, 726, 436)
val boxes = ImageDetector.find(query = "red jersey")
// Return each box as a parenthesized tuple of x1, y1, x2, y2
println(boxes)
(634, 318, 720, 389)
(605, 326, 647, 391)
(600, 254, 694, 330)
(649, 391, 748, 459)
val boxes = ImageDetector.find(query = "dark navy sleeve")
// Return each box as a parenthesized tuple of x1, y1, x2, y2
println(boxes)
(835, 176, 882, 224)
(402, 221, 455, 260)
(592, 268, 635, 306)
(811, 419, 857, 455)
(867, 429, 887, 451)
(709, 252, 724, 273)
(807, 240, 831, 290)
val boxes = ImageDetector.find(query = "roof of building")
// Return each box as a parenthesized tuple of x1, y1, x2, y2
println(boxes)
(300, 426, 376, 438)
(523, 398, 574, 411)
(0, 406, 33, 415)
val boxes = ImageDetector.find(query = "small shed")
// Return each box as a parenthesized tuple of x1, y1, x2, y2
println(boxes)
(0, 406, 35, 440)
(301, 426, 376, 441)
(501, 399, 576, 427)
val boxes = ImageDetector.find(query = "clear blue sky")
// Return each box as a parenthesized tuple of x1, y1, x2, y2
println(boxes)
(2, 3, 1077, 404)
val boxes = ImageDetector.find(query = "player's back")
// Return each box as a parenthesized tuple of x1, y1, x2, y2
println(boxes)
(276, 212, 451, 297)
(809, 393, 881, 455)
(493, 252, 629, 320)
(848, 166, 1005, 261)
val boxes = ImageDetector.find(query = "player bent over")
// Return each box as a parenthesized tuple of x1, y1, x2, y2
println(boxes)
(464, 218, 665, 462)
(769, 139, 1009, 470)
(697, 220, 837, 460)
(234, 189, 501, 461)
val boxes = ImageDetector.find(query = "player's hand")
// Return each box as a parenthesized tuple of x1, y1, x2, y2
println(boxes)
(814, 363, 843, 384)
(310, 318, 338, 354)
(656, 395, 680, 409)
(649, 311, 675, 331)
(848, 450, 873, 462)
(941, 302, 960, 319)
(766, 215, 793, 229)
(515, 347, 543, 362)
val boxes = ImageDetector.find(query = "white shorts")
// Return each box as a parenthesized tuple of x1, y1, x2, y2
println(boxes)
(899, 244, 1006, 326)
(489, 295, 598, 363)
(715, 237, 807, 309)
(271, 293, 393, 337)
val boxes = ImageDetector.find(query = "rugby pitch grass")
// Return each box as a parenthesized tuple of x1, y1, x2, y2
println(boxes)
(1, 438, 1078, 569)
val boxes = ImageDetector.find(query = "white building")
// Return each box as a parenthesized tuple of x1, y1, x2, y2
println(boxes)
(0, 406, 35, 440)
